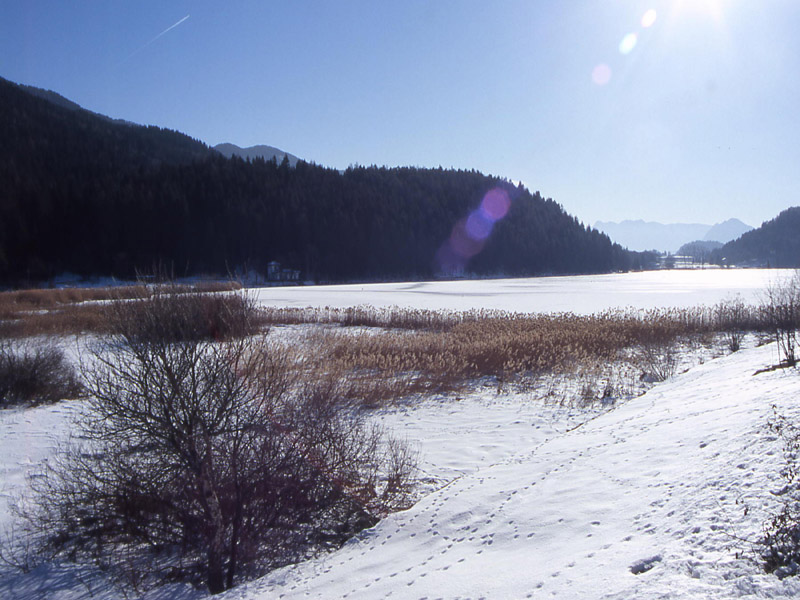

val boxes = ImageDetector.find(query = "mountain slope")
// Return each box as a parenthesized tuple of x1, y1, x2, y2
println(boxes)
(712, 207, 800, 267)
(214, 143, 301, 166)
(677, 240, 723, 262)
(0, 76, 212, 170)
(704, 218, 752, 243)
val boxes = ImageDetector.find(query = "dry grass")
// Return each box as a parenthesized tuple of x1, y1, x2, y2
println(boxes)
(0, 287, 770, 408)
(260, 305, 483, 330)
(0, 282, 243, 338)
(283, 303, 766, 406)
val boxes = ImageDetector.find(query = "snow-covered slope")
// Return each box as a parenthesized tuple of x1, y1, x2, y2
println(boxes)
(221, 343, 800, 599)
(3, 343, 800, 599)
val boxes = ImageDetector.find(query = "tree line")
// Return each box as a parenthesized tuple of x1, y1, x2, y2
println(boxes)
(0, 76, 645, 285)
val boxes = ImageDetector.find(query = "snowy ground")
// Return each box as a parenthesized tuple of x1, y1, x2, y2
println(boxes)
(220, 342, 800, 600)
(2, 270, 800, 598)
(253, 269, 790, 314)
(3, 342, 800, 599)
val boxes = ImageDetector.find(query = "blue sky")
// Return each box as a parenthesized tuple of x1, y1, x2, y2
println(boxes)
(2, 0, 799, 227)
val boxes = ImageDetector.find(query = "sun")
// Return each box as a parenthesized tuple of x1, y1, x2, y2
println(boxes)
(671, 0, 727, 23)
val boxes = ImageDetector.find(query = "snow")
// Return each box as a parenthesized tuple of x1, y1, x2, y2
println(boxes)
(215, 343, 800, 599)
(253, 269, 791, 314)
(3, 270, 800, 598)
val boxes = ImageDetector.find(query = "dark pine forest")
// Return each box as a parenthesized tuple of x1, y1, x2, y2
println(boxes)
(0, 76, 643, 286)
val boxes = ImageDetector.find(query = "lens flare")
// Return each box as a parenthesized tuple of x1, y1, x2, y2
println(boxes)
(641, 9, 657, 28)
(619, 32, 637, 55)
(592, 63, 612, 85)
(465, 211, 493, 241)
(435, 186, 514, 274)
(480, 188, 511, 221)
(450, 219, 485, 259)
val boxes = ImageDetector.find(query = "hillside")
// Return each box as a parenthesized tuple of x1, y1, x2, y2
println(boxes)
(0, 76, 212, 170)
(0, 77, 635, 285)
(712, 207, 800, 267)
(214, 142, 301, 166)
(220, 343, 798, 600)
(677, 240, 722, 263)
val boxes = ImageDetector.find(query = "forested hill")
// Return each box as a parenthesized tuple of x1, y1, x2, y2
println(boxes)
(0, 76, 637, 285)
(0, 76, 212, 170)
(711, 207, 800, 268)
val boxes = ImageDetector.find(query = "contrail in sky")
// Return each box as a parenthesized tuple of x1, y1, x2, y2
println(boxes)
(150, 14, 191, 44)
(123, 14, 190, 62)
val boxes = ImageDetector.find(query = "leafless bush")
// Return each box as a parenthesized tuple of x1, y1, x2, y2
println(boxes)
(714, 296, 753, 353)
(0, 340, 81, 407)
(105, 285, 262, 343)
(636, 341, 678, 383)
(761, 272, 800, 367)
(6, 290, 416, 594)
(759, 410, 800, 578)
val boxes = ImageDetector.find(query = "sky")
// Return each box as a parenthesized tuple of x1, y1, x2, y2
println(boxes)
(2, 0, 799, 228)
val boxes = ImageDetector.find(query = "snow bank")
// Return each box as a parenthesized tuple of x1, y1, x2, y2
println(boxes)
(221, 344, 800, 599)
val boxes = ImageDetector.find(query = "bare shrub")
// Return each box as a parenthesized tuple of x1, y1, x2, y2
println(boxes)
(761, 272, 800, 366)
(714, 296, 753, 353)
(0, 340, 81, 407)
(7, 291, 415, 594)
(759, 410, 800, 578)
(105, 285, 261, 343)
(636, 341, 678, 383)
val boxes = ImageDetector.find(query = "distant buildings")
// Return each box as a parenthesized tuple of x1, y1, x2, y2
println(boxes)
(267, 261, 301, 282)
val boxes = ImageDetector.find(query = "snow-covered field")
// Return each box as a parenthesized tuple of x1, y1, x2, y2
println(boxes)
(2, 269, 800, 599)
(253, 269, 790, 314)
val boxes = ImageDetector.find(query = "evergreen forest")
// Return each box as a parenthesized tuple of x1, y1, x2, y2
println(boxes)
(0, 76, 643, 286)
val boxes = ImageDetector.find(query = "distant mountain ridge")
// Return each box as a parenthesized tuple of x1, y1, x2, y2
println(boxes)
(594, 218, 752, 253)
(214, 143, 301, 166)
(704, 219, 753, 244)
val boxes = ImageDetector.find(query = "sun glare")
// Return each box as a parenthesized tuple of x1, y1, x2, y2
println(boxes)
(672, 0, 726, 23)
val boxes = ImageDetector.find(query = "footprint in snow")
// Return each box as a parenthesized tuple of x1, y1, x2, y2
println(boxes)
(630, 555, 662, 575)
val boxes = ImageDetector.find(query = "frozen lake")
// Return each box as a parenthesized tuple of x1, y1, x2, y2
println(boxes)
(252, 268, 792, 314)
